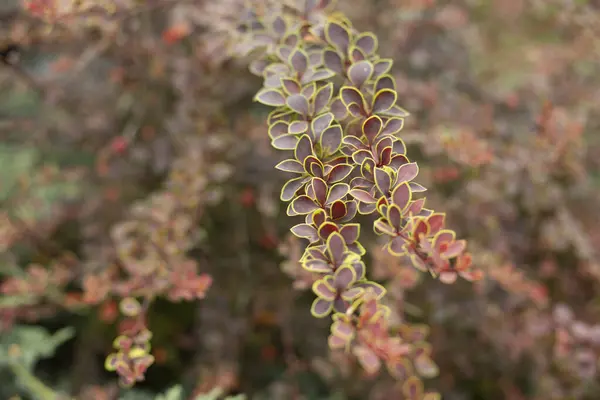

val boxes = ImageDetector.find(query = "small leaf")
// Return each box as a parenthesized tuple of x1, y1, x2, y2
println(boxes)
(397, 162, 419, 183)
(330, 200, 347, 220)
(291, 195, 319, 214)
(255, 88, 286, 106)
(268, 121, 289, 139)
(320, 124, 343, 154)
(381, 118, 404, 135)
(355, 32, 377, 55)
(323, 49, 344, 73)
(313, 83, 334, 114)
(325, 22, 350, 53)
(372, 89, 397, 114)
(318, 221, 339, 240)
(287, 94, 310, 116)
(289, 48, 309, 73)
(350, 188, 376, 203)
(391, 182, 412, 210)
(340, 86, 365, 108)
(289, 120, 309, 134)
(326, 183, 350, 204)
(334, 265, 357, 289)
(312, 278, 336, 301)
(311, 298, 333, 318)
(303, 259, 332, 273)
(281, 177, 307, 201)
(374, 167, 392, 195)
(373, 59, 393, 77)
(375, 75, 396, 92)
(340, 223, 360, 244)
(294, 135, 314, 162)
(290, 224, 318, 241)
(312, 112, 334, 138)
(327, 232, 347, 264)
(348, 60, 373, 87)
(327, 163, 353, 183)
(275, 159, 304, 173)
(281, 78, 301, 95)
(362, 115, 383, 143)
(272, 134, 299, 150)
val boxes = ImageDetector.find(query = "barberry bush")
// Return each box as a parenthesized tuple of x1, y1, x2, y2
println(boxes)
(1, 0, 600, 399)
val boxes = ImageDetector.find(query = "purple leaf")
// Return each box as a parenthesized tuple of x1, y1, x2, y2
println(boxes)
(312, 278, 336, 301)
(303, 259, 332, 273)
(373, 59, 393, 78)
(385, 104, 410, 117)
(355, 32, 377, 55)
(289, 48, 308, 73)
(372, 89, 397, 114)
(354, 281, 386, 298)
(311, 177, 328, 205)
(340, 86, 364, 108)
(330, 97, 348, 120)
(349, 47, 366, 63)
(281, 78, 301, 94)
(268, 121, 288, 139)
(272, 134, 300, 150)
(374, 218, 396, 236)
(325, 22, 350, 53)
(330, 200, 347, 220)
(291, 195, 319, 214)
(326, 183, 350, 204)
(350, 188, 376, 204)
(313, 83, 333, 114)
(275, 159, 304, 173)
(348, 60, 374, 88)
(320, 124, 343, 154)
(351, 149, 371, 165)
(327, 163, 353, 183)
(397, 162, 419, 183)
(388, 235, 407, 255)
(327, 232, 346, 264)
(387, 205, 403, 231)
(311, 297, 333, 318)
(290, 223, 318, 240)
(374, 167, 392, 195)
(342, 136, 364, 151)
(289, 120, 309, 134)
(303, 68, 336, 84)
(340, 223, 360, 243)
(255, 88, 286, 107)
(375, 75, 395, 92)
(323, 49, 344, 73)
(334, 265, 357, 289)
(391, 182, 412, 210)
(381, 117, 404, 136)
(362, 115, 383, 143)
(294, 135, 313, 162)
(410, 182, 427, 192)
(287, 94, 310, 116)
(311, 112, 334, 137)
(318, 221, 339, 240)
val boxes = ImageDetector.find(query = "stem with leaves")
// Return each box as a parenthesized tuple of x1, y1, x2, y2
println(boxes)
(238, 0, 482, 395)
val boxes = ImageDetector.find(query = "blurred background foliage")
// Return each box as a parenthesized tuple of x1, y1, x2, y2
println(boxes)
(1, 0, 600, 399)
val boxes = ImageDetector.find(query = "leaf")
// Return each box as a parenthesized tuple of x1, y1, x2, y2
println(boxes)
(272, 134, 299, 150)
(397, 162, 419, 183)
(287, 94, 310, 116)
(255, 88, 286, 106)
(312, 278, 336, 301)
(348, 60, 373, 87)
(311, 298, 334, 318)
(391, 182, 412, 210)
(362, 115, 383, 143)
(312, 112, 334, 137)
(312, 177, 329, 205)
(289, 120, 309, 134)
(375, 75, 395, 92)
(290, 224, 318, 241)
(318, 221, 339, 240)
(372, 89, 397, 114)
(320, 124, 343, 155)
(327, 163, 353, 183)
(374, 167, 392, 194)
(340, 86, 365, 109)
(325, 21, 350, 53)
(275, 159, 304, 173)
(355, 32, 378, 55)
(281, 78, 301, 95)
(326, 183, 350, 204)
(280, 176, 307, 201)
(323, 49, 344, 73)
(327, 232, 347, 264)
(350, 188, 376, 203)
(290, 195, 319, 214)
(340, 223, 360, 244)
(303, 259, 332, 273)
(294, 135, 314, 162)
(289, 48, 308, 73)
(334, 265, 357, 289)
(313, 83, 333, 114)
(330, 200, 347, 220)
(268, 121, 289, 139)
(373, 59, 393, 77)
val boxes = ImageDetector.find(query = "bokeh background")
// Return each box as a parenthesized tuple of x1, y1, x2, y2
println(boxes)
(1, 0, 600, 399)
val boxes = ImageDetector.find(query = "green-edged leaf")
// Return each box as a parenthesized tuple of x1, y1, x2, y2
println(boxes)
(313, 83, 334, 114)
(291, 195, 319, 214)
(374, 167, 392, 194)
(287, 94, 310, 116)
(362, 115, 383, 143)
(339, 223, 360, 243)
(312, 278, 336, 301)
(372, 89, 397, 114)
(320, 124, 343, 155)
(350, 188, 376, 203)
(294, 134, 313, 162)
(326, 232, 347, 264)
(289, 47, 308, 73)
(348, 60, 373, 87)
(397, 162, 418, 183)
(355, 32, 378, 55)
(272, 134, 299, 150)
(311, 298, 333, 318)
(325, 21, 350, 53)
(255, 88, 286, 106)
(334, 265, 357, 289)
(290, 223, 318, 241)
(275, 159, 304, 173)
(391, 182, 412, 210)
(281, 176, 307, 201)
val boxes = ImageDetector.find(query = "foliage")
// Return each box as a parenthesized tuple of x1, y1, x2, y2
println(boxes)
(0, 0, 600, 399)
